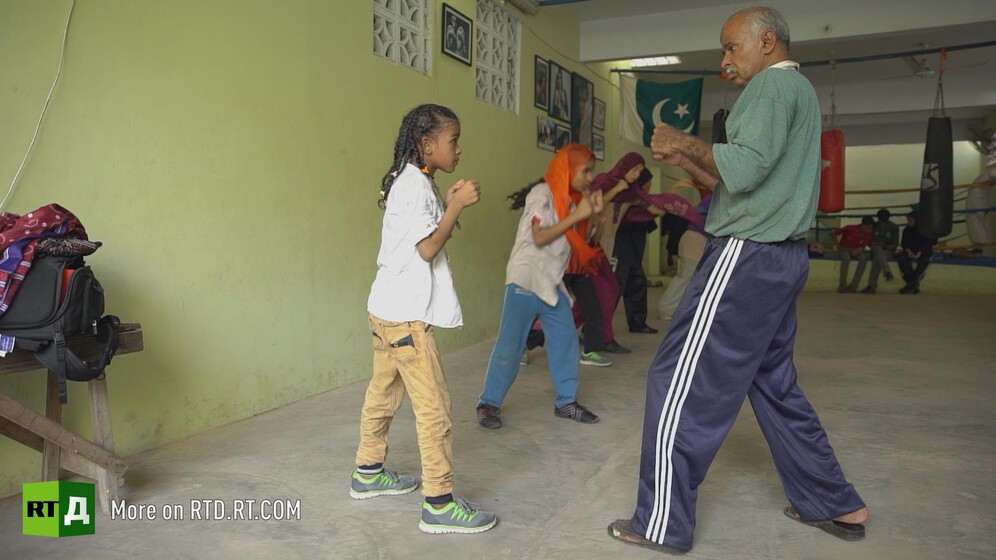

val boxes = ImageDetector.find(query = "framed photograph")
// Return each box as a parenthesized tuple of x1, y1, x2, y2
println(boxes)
(548, 61, 572, 122)
(593, 97, 606, 130)
(537, 116, 557, 151)
(592, 133, 605, 161)
(534, 56, 550, 110)
(555, 124, 571, 150)
(442, 4, 472, 66)
(571, 73, 594, 147)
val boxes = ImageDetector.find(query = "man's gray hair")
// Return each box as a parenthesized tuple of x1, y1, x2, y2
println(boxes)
(744, 6, 791, 50)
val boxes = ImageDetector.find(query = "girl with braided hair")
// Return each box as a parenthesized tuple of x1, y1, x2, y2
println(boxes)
(476, 144, 604, 429)
(353, 104, 496, 534)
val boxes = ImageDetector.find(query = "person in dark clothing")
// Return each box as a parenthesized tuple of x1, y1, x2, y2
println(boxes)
(660, 213, 689, 272)
(897, 211, 936, 294)
(611, 167, 662, 334)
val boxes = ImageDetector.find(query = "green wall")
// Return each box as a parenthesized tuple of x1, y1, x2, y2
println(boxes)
(1, 1, 991, 499)
(0, 0, 624, 498)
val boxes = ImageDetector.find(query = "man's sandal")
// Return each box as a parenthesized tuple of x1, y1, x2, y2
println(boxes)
(607, 519, 687, 555)
(783, 506, 866, 541)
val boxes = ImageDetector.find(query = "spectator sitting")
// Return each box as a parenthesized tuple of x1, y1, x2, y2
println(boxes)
(831, 216, 874, 293)
(898, 211, 936, 294)
(862, 208, 899, 293)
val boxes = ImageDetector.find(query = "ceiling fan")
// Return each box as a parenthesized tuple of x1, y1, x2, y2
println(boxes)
(901, 54, 935, 78)
(885, 43, 985, 80)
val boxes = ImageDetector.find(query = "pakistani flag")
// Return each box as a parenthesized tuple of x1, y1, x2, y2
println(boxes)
(620, 76, 703, 147)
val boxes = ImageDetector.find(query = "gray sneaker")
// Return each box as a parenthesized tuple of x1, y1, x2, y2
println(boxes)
(580, 351, 612, 367)
(419, 497, 497, 534)
(349, 469, 418, 500)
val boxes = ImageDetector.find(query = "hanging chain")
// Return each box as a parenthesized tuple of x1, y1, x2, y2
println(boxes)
(933, 48, 947, 117)
(829, 58, 838, 128)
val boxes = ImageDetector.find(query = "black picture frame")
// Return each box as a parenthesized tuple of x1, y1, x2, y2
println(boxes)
(548, 61, 571, 122)
(534, 56, 550, 111)
(593, 97, 606, 130)
(571, 73, 594, 147)
(442, 4, 472, 66)
(592, 133, 605, 161)
(537, 116, 556, 151)
(555, 124, 571, 150)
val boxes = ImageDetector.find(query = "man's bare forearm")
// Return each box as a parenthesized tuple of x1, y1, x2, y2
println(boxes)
(677, 135, 721, 180)
(678, 154, 720, 191)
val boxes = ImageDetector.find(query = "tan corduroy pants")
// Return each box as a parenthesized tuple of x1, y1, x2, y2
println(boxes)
(355, 313, 454, 497)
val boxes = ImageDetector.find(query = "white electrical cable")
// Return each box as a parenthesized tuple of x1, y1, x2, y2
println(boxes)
(1, 0, 77, 212)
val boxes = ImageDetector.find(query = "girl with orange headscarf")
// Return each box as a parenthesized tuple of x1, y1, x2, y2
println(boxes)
(476, 144, 603, 429)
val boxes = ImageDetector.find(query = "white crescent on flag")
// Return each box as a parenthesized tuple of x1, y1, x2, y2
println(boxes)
(619, 76, 702, 146)
(651, 98, 670, 126)
(652, 98, 696, 133)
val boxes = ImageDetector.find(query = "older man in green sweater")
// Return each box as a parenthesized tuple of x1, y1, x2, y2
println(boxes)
(608, 6, 869, 554)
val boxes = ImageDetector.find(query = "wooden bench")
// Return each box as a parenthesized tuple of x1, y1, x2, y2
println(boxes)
(0, 323, 143, 515)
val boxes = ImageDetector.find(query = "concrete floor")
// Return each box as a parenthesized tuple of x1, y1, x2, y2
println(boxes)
(1, 290, 995, 559)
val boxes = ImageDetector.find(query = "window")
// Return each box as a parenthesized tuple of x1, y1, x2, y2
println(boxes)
(373, 0, 432, 75)
(475, 0, 520, 113)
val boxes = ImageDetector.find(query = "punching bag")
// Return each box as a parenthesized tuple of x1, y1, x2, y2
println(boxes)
(712, 109, 730, 144)
(819, 129, 845, 213)
(918, 117, 954, 238)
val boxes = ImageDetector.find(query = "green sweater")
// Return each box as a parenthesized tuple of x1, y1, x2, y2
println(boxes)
(872, 221, 900, 247)
(710, 65, 822, 242)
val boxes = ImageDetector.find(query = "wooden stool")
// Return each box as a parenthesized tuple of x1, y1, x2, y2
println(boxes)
(0, 324, 143, 514)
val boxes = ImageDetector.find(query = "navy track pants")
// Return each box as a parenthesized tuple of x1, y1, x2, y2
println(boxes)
(631, 237, 865, 551)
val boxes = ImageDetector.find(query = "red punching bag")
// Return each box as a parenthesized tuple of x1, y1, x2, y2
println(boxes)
(819, 129, 845, 213)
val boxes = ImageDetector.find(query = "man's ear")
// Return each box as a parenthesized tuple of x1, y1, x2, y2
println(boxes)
(761, 30, 777, 54)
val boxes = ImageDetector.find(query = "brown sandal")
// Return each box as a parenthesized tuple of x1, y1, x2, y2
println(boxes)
(607, 519, 687, 554)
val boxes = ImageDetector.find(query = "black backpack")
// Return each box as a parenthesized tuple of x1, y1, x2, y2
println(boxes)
(0, 254, 120, 403)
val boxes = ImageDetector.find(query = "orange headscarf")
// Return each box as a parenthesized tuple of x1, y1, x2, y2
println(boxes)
(544, 144, 600, 273)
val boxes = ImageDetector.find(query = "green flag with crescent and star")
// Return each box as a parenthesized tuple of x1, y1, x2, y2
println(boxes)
(620, 76, 703, 146)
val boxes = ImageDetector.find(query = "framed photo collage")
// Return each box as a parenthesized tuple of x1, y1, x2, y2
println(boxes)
(534, 56, 604, 158)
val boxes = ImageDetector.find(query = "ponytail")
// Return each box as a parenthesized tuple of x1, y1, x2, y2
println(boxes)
(507, 179, 544, 210)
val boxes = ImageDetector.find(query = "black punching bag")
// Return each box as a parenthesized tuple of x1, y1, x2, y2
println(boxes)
(918, 117, 953, 238)
(712, 109, 729, 144)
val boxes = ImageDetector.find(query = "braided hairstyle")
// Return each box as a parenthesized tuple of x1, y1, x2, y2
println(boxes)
(508, 179, 544, 210)
(379, 104, 459, 208)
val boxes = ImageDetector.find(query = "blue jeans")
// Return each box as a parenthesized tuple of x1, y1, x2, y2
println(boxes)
(479, 283, 580, 409)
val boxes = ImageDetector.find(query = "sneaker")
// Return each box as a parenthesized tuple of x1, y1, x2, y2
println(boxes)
(476, 403, 502, 429)
(603, 340, 631, 354)
(349, 469, 418, 500)
(519, 349, 529, 366)
(861, 286, 875, 294)
(885, 272, 895, 281)
(580, 351, 612, 367)
(899, 284, 913, 294)
(419, 497, 497, 534)
(554, 401, 599, 424)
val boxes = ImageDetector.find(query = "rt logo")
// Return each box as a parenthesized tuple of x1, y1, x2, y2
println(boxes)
(23, 481, 95, 537)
